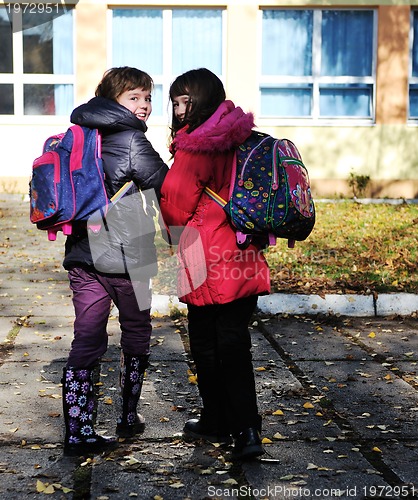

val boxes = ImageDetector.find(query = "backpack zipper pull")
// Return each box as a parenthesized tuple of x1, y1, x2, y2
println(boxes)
(272, 141, 279, 190)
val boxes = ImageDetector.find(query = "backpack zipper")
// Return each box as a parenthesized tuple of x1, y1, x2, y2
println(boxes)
(238, 135, 271, 186)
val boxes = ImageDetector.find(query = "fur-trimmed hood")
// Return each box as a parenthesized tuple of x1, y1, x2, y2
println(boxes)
(172, 100, 254, 154)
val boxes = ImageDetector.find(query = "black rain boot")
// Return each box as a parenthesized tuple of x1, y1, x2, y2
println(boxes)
(182, 364, 231, 444)
(230, 415, 264, 461)
(116, 353, 149, 438)
(62, 366, 117, 457)
(183, 418, 232, 444)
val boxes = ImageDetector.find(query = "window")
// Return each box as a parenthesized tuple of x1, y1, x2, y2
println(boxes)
(111, 8, 224, 118)
(410, 10, 418, 119)
(260, 9, 376, 122)
(0, 5, 74, 117)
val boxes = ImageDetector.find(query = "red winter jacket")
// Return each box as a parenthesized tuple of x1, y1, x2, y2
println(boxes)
(160, 100, 270, 306)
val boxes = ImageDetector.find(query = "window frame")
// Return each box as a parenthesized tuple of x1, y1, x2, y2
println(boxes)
(108, 6, 227, 125)
(0, 5, 75, 123)
(257, 7, 377, 126)
(409, 8, 418, 124)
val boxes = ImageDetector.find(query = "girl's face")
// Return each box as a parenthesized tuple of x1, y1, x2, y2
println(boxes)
(117, 87, 152, 122)
(172, 94, 191, 123)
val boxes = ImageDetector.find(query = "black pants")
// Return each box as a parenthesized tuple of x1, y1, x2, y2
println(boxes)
(187, 295, 260, 436)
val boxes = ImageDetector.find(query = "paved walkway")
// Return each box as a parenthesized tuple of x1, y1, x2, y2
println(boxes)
(1, 195, 418, 499)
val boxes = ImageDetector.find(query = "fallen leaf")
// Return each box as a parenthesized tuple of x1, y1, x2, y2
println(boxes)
(273, 409, 284, 416)
(303, 402, 314, 409)
(280, 474, 295, 480)
(273, 432, 287, 440)
(169, 482, 184, 488)
(366, 468, 382, 475)
(125, 457, 140, 466)
(262, 437, 272, 444)
(199, 468, 214, 475)
(222, 479, 238, 485)
(44, 484, 55, 494)
(368, 332, 376, 338)
(36, 480, 46, 492)
(171, 405, 186, 412)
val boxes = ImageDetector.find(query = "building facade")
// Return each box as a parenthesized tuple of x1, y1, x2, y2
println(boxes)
(1, 0, 418, 197)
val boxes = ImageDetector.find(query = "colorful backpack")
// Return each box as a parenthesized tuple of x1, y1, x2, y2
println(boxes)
(29, 125, 109, 241)
(205, 131, 315, 248)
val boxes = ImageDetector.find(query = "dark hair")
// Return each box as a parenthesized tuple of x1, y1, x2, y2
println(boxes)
(95, 67, 153, 102)
(169, 68, 226, 139)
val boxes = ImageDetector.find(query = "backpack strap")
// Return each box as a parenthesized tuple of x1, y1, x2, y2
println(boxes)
(69, 125, 84, 173)
(204, 186, 227, 207)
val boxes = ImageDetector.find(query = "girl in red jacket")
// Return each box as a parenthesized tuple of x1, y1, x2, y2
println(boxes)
(160, 68, 270, 461)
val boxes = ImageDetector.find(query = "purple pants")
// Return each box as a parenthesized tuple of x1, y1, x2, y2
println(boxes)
(67, 267, 152, 368)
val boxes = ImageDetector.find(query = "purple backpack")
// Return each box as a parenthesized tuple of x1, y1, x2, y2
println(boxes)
(205, 131, 315, 248)
(30, 125, 109, 240)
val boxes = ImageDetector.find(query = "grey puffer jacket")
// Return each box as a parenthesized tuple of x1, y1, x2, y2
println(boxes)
(63, 96, 168, 278)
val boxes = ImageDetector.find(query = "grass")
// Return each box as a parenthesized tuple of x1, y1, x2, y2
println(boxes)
(152, 200, 417, 296)
(266, 201, 418, 295)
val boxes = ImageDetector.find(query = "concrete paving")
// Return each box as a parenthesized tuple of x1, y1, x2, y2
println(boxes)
(1, 195, 418, 499)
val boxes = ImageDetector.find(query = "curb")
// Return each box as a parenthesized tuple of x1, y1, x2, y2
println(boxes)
(151, 293, 418, 317)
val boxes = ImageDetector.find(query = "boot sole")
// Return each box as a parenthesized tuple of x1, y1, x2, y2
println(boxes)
(116, 423, 146, 438)
(64, 440, 118, 457)
(183, 428, 232, 445)
(231, 444, 264, 461)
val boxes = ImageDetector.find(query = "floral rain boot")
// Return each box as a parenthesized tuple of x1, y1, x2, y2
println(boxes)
(116, 353, 149, 438)
(62, 366, 117, 456)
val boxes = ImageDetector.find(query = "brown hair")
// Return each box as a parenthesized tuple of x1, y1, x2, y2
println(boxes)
(169, 68, 226, 140)
(95, 67, 153, 102)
